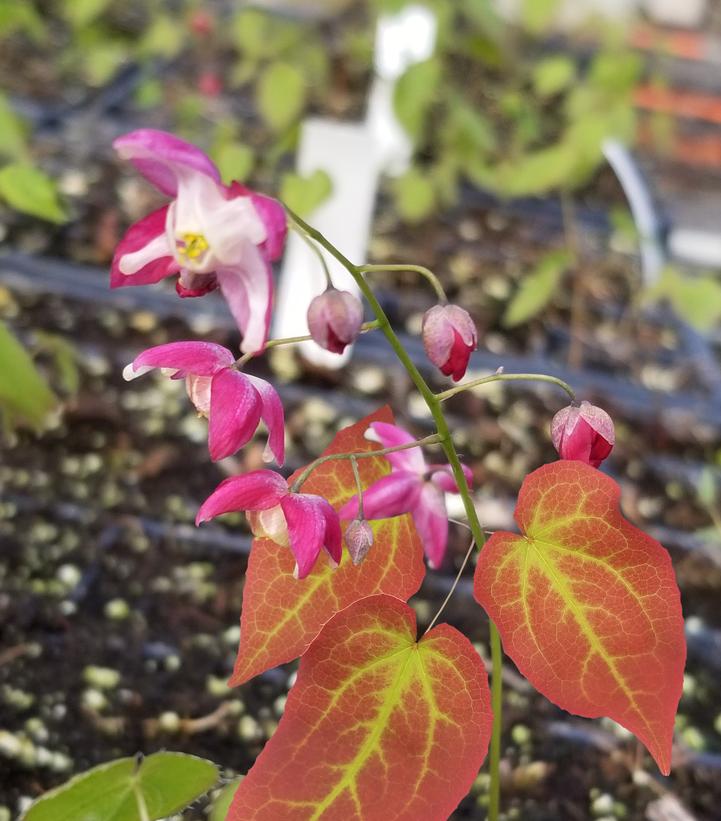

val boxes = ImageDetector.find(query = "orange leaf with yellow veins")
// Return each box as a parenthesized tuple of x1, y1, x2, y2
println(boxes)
(474, 460, 685, 774)
(230, 406, 425, 685)
(228, 595, 492, 820)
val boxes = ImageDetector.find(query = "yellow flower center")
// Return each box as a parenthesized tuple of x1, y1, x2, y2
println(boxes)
(176, 232, 209, 262)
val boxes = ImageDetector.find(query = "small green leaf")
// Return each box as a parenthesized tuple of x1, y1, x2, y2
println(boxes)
(23, 752, 219, 821)
(532, 56, 575, 98)
(62, 0, 112, 28)
(215, 142, 255, 184)
(0, 321, 57, 431)
(280, 169, 332, 217)
(134, 77, 164, 109)
(209, 778, 243, 821)
(503, 251, 570, 327)
(0, 93, 29, 162)
(392, 167, 436, 224)
(256, 62, 306, 132)
(393, 58, 441, 142)
(0, 163, 67, 222)
(231, 9, 300, 61)
(646, 267, 721, 332)
(521, 0, 559, 34)
(493, 144, 577, 197)
(0, 0, 47, 40)
(139, 15, 184, 59)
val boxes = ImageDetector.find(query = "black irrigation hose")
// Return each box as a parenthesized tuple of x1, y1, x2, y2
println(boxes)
(3, 251, 721, 429)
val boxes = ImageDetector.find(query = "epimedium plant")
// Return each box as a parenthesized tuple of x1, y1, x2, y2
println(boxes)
(24, 129, 686, 820)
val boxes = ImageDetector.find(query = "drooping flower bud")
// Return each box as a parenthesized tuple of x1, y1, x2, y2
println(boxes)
(307, 288, 363, 354)
(344, 519, 374, 565)
(422, 304, 478, 382)
(551, 400, 615, 468)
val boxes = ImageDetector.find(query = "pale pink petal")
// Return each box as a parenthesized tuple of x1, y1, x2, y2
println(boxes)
(251, 192, 287, 261)
(195, 470, 287, 524)
(113, 129, 220, 197)
(123, 342, 234, 381)
(110, 206, 178, 288)
(244, 374, 285, 465)
(338, 471, 422, 521)
(216, 247, 273, 354)
(208, 369, 263, 461)
(429, 463, 474, 493)
(280, 494, 326, 580)
(169, 174, 266, 269)
(225, 182, 288, 261)
(413, 483, 450, 569)
(319, 499, 343, 566)
(369, 422, 426, 474)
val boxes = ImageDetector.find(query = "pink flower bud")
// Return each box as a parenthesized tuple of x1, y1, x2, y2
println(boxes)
(344, 519, 374, 565)
(551, 400, 615, 468)
(422, 304, 478, 382)
(307, 288, 363, 354)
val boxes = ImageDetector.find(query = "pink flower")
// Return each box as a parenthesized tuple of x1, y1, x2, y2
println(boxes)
(123, 341, 284, 464)
(422, 304, 478, 382)
(111, 129, 287, 354)
(339, 422, 473, 569)
(551, 400, 615, 468)
(307, 288, 364, 354)
(196, 470, 342, 579)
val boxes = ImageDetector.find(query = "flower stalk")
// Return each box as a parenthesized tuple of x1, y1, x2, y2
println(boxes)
(436, 371, 576, 403)
(285, 206, 504, 820)
(358, 263, 448, 302)
(290, 434, 442, 492)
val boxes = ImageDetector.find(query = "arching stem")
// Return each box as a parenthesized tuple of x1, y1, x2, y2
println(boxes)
(285, 206, 504, 820)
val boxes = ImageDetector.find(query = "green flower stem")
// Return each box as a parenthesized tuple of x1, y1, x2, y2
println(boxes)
(489, 622, 503, 821)
(291, 434, 442, 492)
(235, 321, 381, 368)
(358, 263, 448, 303)
(286, 206, 503, 820)
(437, 372, 576, 403)
(288, 213, 334, 289)
(350, 456, 364, 519)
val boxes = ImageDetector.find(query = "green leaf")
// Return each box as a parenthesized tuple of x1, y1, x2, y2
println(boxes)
(231, 9, 300, 61)
(493, 143, 577, 197)
(392, 167, 436, 223)
(589, 51, 642, 94)
(209, 778, 243, 821)
(215, 142, 255, 184)
(256, 62, 306, 132)
(503, 250, 570, 327)
(646, 267, 721, 332)
(0, 321, 57, 431)
(139, 15, 184, 59)
(0, 0, 47, 40)
(82, 38, 129, 86)
(61, 0, 112, 29)
(0, 93, 29, 162)
(23, 752, 219, 821)
(521, 0, 559, 34)
(280, 169, 332, 217)
(532, 56, 575, 98)
(393, 58, 441, 143)
(0, 163, 67, 222)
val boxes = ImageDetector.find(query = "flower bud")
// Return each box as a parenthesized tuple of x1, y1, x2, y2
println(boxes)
(551, 400, 615, 468)
(307, 288, 363, 354)
(422, 304, 478, 382)
(344, 519, 374, 565)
